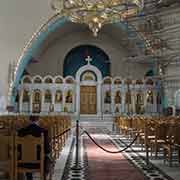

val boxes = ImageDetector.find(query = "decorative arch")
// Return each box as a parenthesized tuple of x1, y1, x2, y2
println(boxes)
(113, 77, 122, 85)
(10, 14, 149, 105)
(63, 45, 110, 78)
(33, 75, 43, 84)
(54, 75, 64, 84)
(65, 76, 75, 84)
(21, 76, 32, 84)
(80, 70, 97, 82)
(76, 64, 102, 83)
(103, 76, 112, 84)
(43, 75, 53, 84)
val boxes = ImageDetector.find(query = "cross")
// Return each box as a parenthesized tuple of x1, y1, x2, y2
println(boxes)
(85, 56, 92, 65)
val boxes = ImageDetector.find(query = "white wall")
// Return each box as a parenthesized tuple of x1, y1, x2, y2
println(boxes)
(0, 0, 53, 100)
(0, 80, 7, 112)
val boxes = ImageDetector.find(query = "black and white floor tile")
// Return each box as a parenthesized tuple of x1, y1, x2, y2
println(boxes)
(62, 136, 86, 180)
(62, 127, 178, 180)
(109, 132, 175, 180)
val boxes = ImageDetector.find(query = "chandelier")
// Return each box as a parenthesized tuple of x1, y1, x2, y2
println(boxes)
(51, 0, 144, 36)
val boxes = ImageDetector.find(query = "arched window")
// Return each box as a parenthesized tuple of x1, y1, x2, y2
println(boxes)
(23, 90, 30, 103)
(44, 90, 52, 103)
(55, 90, 62, 103)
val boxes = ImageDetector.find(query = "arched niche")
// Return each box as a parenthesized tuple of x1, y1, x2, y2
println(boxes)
(146, 78, 154, 86)
(33, 76, 42, 84)
(44, 76, 53, 84)
(55, 76, 63, 84)
(114, 78, 122, 85)
(103, 77, 112, 84)
(22, 76, 32, 84)
(63, 45, 110, 78)
(65, 76, 75, 84)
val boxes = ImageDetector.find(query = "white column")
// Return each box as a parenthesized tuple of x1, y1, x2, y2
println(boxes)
(19, 90, 23, 113)
(52, 89, 55, 113)
(76, 82, 80, 117)
(153, 91, 157, 115)
(144, 90, 147, 114)
(111, 89, 114, 113)
(122, 90, 125, 114)
(30, 91, 33, 114)
(132, 91, 136, 114)
(97, 82, 102, 116)
(41, 90, 45, 114)
(62, 86, 66, 113)
(72, 85, 76, 113)
(52, 90, 55, 105)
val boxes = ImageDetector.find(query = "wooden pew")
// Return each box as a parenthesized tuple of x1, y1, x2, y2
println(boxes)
(14, 134, 44, 180)
(0, 135, 14, 180)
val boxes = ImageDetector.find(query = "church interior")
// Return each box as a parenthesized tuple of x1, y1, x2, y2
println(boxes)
(0, 0, 180, 179)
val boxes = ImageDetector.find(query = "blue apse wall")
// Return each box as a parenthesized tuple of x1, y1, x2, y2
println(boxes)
(63, 45, 110, 77)
(11, 16, 153, 105)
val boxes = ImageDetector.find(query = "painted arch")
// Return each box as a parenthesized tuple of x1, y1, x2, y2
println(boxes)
(10, 14, 148, 105)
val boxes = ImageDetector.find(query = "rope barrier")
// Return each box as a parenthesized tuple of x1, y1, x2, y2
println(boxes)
(83, 130, 139, 154)
(51, 123, 139, 154)
(51, 127, 72, 141)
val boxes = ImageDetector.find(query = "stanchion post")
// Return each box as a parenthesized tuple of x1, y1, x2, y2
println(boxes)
(144, 121, 152, 170)
(145, 122, 149, 166)
(71, 120, 82, 170)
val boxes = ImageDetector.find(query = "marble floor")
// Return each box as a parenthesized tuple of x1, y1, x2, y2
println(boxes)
(52, 120, 180, 180)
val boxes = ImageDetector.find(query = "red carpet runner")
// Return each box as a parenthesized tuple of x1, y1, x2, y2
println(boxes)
(83, 128, 145, 180)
